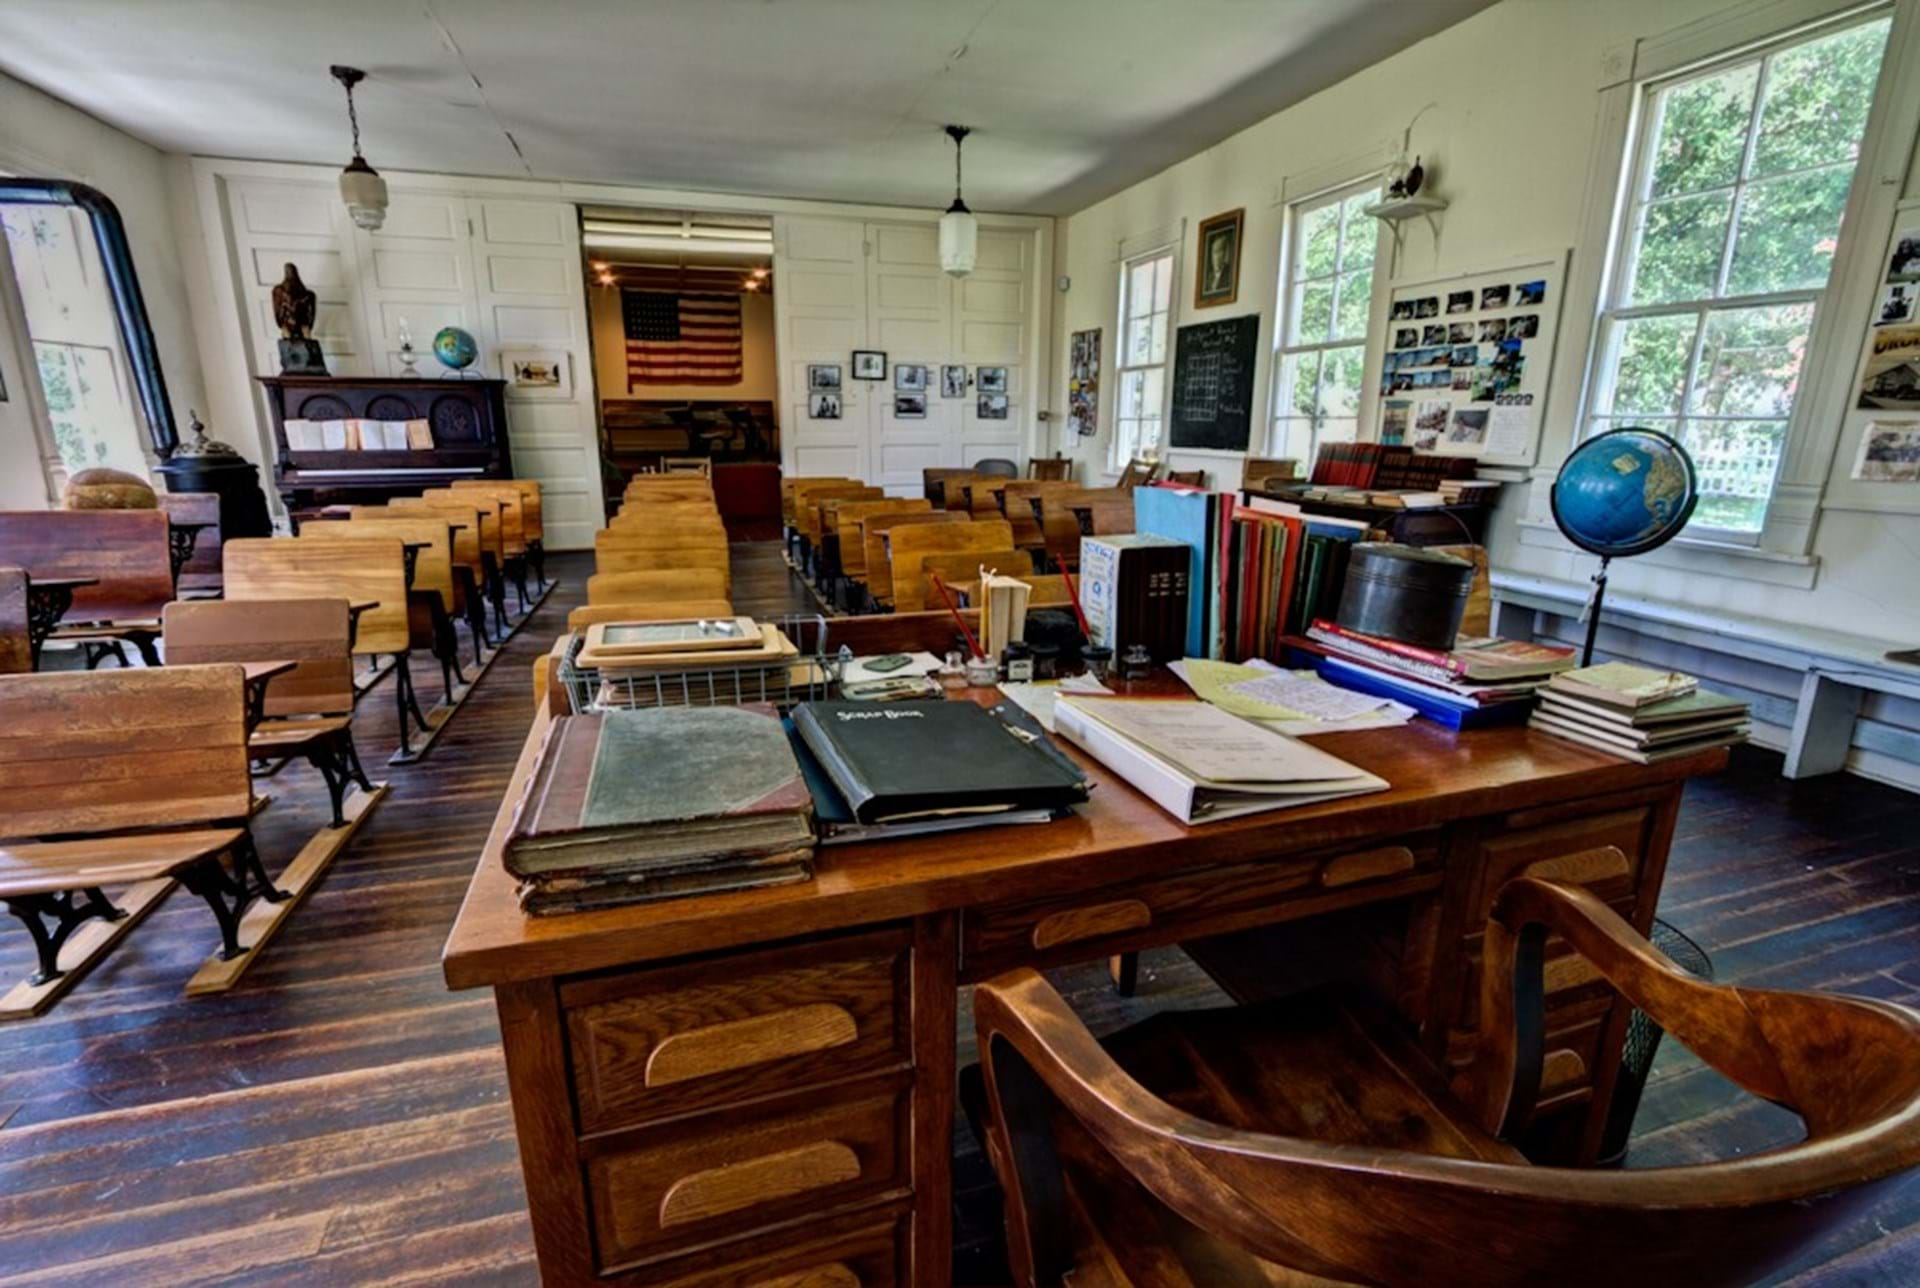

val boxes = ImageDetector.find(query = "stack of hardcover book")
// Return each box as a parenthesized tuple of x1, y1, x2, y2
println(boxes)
(505, 704, 816, 915)
(1530, 663, 1750, 763)
(1291, 620, 1577, 729)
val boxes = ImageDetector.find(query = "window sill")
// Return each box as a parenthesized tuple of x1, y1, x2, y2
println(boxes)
(1514, 517, 1819, 589)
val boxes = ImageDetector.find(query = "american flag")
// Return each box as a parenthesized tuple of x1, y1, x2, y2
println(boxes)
(623, 290, 743, 386)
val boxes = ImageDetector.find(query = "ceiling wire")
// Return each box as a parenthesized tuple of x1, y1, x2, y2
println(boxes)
(889, 0, 1001, 145)
(421, 1, 533, 176)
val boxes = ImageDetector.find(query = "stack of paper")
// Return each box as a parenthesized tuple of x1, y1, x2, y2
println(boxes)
(1172, 657, 1415, 735)
(1054, 696, 1387, 824)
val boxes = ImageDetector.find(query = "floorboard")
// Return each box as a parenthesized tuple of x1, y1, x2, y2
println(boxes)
(0, 543, 1912, 1285)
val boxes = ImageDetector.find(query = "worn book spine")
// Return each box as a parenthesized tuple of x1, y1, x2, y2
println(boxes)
(791, 704, 877, 822)
(504, 713, 597, 876)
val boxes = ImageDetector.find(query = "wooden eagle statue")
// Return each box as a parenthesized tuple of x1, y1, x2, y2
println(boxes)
(271, 262, 317, 340)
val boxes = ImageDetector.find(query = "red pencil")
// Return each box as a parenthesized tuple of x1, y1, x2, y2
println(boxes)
(930, 574, 986, 660)
(1060, 566, 1093, 638)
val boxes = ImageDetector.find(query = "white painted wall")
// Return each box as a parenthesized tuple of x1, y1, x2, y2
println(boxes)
(0, 69, 210, 502)
(1049, 0, 1920, 648)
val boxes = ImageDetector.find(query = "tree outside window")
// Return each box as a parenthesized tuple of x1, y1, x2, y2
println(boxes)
(1587, 15, 1890, 535)
(1271, 181, 1381, 463)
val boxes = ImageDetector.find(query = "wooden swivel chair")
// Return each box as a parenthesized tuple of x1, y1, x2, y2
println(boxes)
(974, 876, 1920, 1288)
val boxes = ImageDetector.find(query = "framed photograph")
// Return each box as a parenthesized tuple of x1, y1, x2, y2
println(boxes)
(977, 393, 1009, 420)
(893, 392, 927, 418)
(894, 363, 928, 391)
(852, 350, 887, 380)
(977, 366, 1008, 395)
(809, 392, 842, 419)
(808, 363, 841, 391)
(1480, 284, 1511, 310)
(500, 348, 570, 398)
(1193, 207, 1245, 309)
(1415, 296, 1440, 319)
(941, 365, 968, 397)
(1446, 290, 1474, 315)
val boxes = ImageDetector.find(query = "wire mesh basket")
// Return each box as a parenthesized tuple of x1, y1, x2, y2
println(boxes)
(558, 614, 842, 714)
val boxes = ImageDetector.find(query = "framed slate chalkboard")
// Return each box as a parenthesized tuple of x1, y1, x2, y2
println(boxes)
(1168, 313, 1260, 451)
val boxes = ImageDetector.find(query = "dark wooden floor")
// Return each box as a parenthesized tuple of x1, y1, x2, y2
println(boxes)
(0, 543, 1915, 1285)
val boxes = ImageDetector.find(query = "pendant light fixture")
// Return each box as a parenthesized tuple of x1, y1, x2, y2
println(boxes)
(938, 124, 978, 278)
(331, 65, 388, 231)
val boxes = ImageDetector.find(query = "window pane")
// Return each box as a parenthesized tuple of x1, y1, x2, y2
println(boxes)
(1299, 202, 1340, 280)
(1120, 369, 1147, 417)
(1319, 346, 1364, 420)
(1127, 260, 1155, 320)
(1293, 277, 1335, 344)
(1140, 367, 1166, 425)
(1725, 165, 1852, 294)
(1315, 418, 1360, 453)
(1272, 418, 1314, 462)
(1339, 191, 1380, 272)
(1751, 19, 1890, 179)
(1114, 417, 1139, 462)
(1278, 351, 1321, 420)
(1138, 415, 1163, 453)
(1126, 316, 1154, 365)
(1148, 311, 1169, 365)
(1629, 191, 1732, 304)
(1333, 268, 1372, 341)
(1684, 418, 1786, 532)
(1688, 302, 1813, 417)
(1648, 63, 1757, 199)
(1603, 313, 1697, 416)
(1153, 254, 1173, 311)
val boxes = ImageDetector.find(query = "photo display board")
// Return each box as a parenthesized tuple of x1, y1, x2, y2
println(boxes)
(1169, 313, 1260, 451)
(1376, 253, 1566, 466)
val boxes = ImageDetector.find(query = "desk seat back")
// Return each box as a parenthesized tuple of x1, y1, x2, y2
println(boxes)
(781, 476, 849, 525)
(860, 511, 966, 602)
(593, 544, 732, 585)
(921, 468, 978, 509)
(1000, 481, 1069, 548)
(225, 538, 409, 656)
(596, 527, 728, 553)
(157, 491, 224, 591)
(421, 490, 503, 562)
(450, 482, 527, 555)
(0, 664, 250, 838)
(833, 499, 932, 577)
(0, 567, 27, 674)
(305, 516, 458, 614)
(0, 509, 174, 622)
(369, 500, 483, 572)
(586, 569, 729, 606)
(887, 519, 1015, 612)
(918, 549, 1034, 603)
(163, 598, 353, 718)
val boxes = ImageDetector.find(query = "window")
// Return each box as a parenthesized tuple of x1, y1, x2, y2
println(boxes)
(1586, 12, 1891, 536)
(1112, 246, 1174, 466)
(1270, 180, 1382, 462)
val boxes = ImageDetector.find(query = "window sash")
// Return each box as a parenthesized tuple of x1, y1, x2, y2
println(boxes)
(1114, 246, 1175, 465)
(1271, 178, 1380, 459)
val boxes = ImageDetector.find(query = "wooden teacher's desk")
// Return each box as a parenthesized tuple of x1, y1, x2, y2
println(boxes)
(444, 684, 1725, 1287)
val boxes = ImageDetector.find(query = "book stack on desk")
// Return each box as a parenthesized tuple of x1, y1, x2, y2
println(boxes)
(505, 704, 815, 914)
(789, 699, 1088, 843)
(1293, 620, 1574, 729)
(1530, 663, 1750, 763)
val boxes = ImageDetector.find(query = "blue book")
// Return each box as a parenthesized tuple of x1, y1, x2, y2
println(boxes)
(1134, 486, 1214, 658)
(1313, 656, 1532, 730)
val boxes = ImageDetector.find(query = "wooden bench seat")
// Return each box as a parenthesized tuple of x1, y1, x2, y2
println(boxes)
(0, 509, 175, 665)
(0, 829, 247, 900)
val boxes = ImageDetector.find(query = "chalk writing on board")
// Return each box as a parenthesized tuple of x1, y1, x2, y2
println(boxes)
(1169, 313, 1259, 452)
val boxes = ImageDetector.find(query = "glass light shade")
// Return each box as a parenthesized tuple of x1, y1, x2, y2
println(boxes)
(339, 157, 388, 231)
(939, 205, 977, 277)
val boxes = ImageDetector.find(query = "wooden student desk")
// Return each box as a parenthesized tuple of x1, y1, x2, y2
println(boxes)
(444, 683, 1725, 1287)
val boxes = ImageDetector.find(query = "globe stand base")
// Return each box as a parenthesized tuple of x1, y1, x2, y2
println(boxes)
(1580, 556, 1612, 667)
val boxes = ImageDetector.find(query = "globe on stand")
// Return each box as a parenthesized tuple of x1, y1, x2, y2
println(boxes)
(431, 326, 479, 376)
(1550, 426, 1699, 664)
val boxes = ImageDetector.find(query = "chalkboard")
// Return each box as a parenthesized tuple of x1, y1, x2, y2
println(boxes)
(1168, 313, 1260, 451)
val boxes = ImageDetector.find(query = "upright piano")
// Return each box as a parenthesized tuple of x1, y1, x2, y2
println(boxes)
(259, 375, 513, 514)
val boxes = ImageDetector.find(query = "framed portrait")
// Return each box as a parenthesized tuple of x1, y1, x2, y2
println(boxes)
(977, 393, 1009, 420)
(500, 348, 570, 399)
(1193, 207, 1245, 309)
(894, 363, 928, 391)
(809, 392, 842, 419)
(808, 363, 841, 391)
(976, 366, 1008, 395)
(852, 350, 887, 380)
(940, 365, 968, 397)
(893, 393, 927, 418)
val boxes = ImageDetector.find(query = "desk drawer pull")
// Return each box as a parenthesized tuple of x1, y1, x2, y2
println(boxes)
(644, 1004, 859, 1088)
(1544, 955, 1602, 995)
(1541, 1047, 1588, 1090)
(749, 1264, 860, 1288)
(1523, 845, 1629, 885)
(1030, 899, 1151, 950)
(1321, 845, 1416, 888)
(659, 1140, 862, 1228)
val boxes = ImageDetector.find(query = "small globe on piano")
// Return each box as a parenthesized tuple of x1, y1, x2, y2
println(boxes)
(431, 326, 478, 372)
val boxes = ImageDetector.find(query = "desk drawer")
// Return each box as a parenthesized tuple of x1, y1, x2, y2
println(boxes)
(563, 927, 912, 1134)
(1470, 798, 1663, 920)
(961, 833, 1441, 978)
(642, 1212, 907, 1287)
(585, 1074, 911, 1271)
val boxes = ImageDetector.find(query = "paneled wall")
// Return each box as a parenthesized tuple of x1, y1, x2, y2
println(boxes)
(211, 173, 605, 548)
(776, 215, 1038, 489)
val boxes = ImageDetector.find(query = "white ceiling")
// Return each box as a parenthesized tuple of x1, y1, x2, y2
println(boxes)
(0, 0, 1493, 216)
